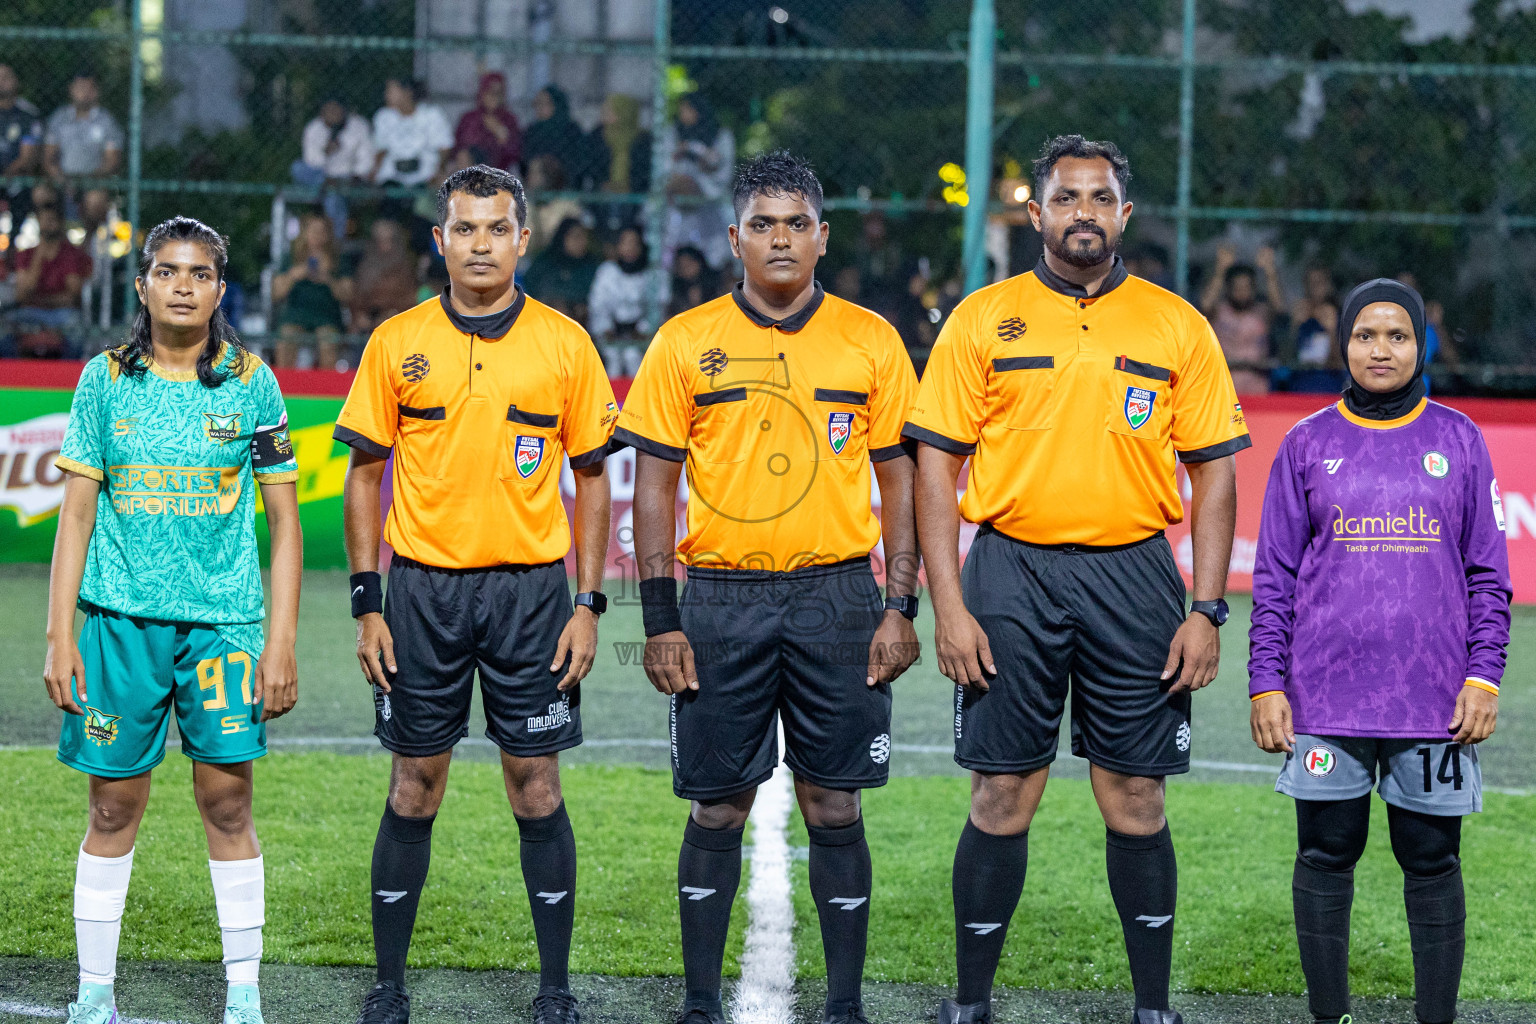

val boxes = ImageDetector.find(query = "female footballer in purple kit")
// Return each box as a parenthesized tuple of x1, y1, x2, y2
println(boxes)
(1248, 278, 1512, 1024)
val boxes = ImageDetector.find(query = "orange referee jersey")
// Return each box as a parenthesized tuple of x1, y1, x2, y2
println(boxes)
(334, 288, 617, 568)
(903, 257, 1250, 547)
(613, 283, 918, 570)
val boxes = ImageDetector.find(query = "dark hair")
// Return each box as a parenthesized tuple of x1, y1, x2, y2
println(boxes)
(1031, 134, 1132, 197)
(112, 216, 247, 389)
(732, 149, 824, 221)
(1225, 263, 1257, 285)
(436, 164, 528, 229)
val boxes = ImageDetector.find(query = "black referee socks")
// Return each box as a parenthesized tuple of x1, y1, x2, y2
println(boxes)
(371, 801, 436, 986)
(807, 819, 873, 1016)
(678, 817, 745, 1013)
(1106, 824, 1178, 1012)
(515, 802, 578, 992)
(951, 819, 1029, 1006)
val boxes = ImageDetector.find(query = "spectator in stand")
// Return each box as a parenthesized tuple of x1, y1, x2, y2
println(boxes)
(371, 77, 452, 190)
(1289, 298, 1344, 393)
(0, 65, 44, 227)
(43, 71, 122, 233)
(454, 72, 522, 171)
(524, 85, 601, 189)
(349, 217, 420, 337)
(598, 94, 646, 194)
(661, 93, 735, 269)
(1201, 243, 1285, 395)
(271, 213, 352, 370)
(1291, 265, 1336, 328)
(590, 93, 650, 234)
(10, 204, 90, 358)
(292, 98, 373, 238)
(523, 154, 586, 259)
(588, 225, 656, 374)
(522, 216, 601, 325)
(664, 244, 720, 318)
(1396, 271, 1461, 375)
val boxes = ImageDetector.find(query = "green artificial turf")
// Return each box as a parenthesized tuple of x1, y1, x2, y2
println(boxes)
(4, 749, 1532, 1001)
(787, 774, 1536, 1001)
(0, 750, 738, 978)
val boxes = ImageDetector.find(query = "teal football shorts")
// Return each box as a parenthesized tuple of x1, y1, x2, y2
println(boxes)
(58, 604, 267, 777)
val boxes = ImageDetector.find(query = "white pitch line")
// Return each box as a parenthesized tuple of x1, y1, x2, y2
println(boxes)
(0, 1001, 188, 1024)
(731, 739, 797, 1024)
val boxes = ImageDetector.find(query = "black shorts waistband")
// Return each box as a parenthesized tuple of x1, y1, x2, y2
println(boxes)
(978, 523, 1165, 554)
(685, 555, 872, 583)
(389, 555, 564, 576)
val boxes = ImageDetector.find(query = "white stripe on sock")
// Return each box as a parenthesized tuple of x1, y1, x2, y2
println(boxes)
(731, 735, 796, 1024)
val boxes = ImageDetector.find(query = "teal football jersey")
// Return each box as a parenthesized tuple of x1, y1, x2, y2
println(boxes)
(55, 345, 298, 656)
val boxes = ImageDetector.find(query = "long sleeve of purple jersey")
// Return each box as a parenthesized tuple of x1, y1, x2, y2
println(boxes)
(1460, 431, 1513, 687)
(1247, 433, 1310, 699)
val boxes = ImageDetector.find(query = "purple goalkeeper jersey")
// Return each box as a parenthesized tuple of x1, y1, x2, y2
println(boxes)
(1248, 399, 1512, 738)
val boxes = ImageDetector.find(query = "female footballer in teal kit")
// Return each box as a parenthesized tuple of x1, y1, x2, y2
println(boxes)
(42, 217, 302, 1024)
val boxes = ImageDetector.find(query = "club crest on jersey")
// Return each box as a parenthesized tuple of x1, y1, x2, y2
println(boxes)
(1423, 451, 1449, 479)
(203, 411, 242, 443)
(1303, 745, 1336, 777)
(996, 317, 1027, 341)
(699, 347, 728, 377)
(1123, 387, 1155, 430)
(828, 411, 853, 455)
(515, 435, 545, 478)
(84, 706, 121, 747)
(402, 353, 430, 382)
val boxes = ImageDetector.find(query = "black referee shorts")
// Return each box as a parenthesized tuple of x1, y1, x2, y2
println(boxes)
(954, 525, 1191, 777)
(374, 556, 581, 758)
(670, 557, 893, 801)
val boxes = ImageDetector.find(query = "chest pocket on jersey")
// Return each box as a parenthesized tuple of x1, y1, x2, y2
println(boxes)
(397, 403, 449, 481)
(993, 357, 1056, 431)
(813, 388, 868, 460)
(501, 405, 560, 483)
(1107, 357, 1173, 442)
(691, 388, 748, 464)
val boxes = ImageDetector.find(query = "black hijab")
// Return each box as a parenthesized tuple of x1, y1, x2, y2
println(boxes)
(1337, 277, 1427, 421)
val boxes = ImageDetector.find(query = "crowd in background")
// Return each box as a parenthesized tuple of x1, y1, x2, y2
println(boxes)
(0, 61, 1472, 391)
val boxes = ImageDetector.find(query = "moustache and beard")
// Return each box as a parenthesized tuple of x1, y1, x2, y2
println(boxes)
(1045, 220, 1117, 269)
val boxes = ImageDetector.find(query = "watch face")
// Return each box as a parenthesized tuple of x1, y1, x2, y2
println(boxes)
(1214, 602, 1230, 625)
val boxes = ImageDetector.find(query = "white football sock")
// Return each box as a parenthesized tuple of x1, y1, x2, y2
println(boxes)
(210, 856, 265, 988)
(75, 845, 134, 988)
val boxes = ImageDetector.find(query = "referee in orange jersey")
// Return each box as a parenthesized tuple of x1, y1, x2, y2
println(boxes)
(904, 136, 1249, 1024)
(614, 151, 920, 1024)
(336, 166, 617, 1024)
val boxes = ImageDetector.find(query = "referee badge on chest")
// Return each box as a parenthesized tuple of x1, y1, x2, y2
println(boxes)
(514, 435, 545, 478)
(1123, 386, 1156, 430)
(828, 411, 854, 455)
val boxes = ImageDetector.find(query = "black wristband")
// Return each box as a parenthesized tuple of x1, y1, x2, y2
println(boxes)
(640, 576, 683, 637)
(350, 571, 383, 618)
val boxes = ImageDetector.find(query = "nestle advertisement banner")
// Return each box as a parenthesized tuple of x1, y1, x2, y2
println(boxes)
(2, 363, 1534, 603)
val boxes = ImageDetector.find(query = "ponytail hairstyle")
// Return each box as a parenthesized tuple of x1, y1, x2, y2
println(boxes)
(112, 216, 248, 388)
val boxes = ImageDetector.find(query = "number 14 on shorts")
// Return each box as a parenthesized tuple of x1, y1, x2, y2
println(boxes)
(197, 651, 255, 734)
(1419, 744, 1463, 792)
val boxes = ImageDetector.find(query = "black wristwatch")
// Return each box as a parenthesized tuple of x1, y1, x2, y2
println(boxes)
(884, 593, 919, 621)
(574, 591, 607, 616)
(1189, 599, 1229, 627)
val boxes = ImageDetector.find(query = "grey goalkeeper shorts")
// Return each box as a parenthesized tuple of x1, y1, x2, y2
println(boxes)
(1277, 734, 1482, 815)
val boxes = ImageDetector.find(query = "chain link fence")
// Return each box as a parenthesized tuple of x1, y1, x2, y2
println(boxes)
(0, 0, 1532, 392)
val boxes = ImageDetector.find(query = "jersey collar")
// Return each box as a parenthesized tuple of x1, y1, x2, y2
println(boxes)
(439, 285, 526, 339)
(731, 280, 824, 332)
(1032, 254, 1128, 300)
(1335, 396, 1429, 430)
